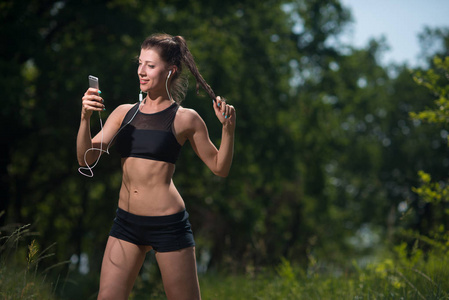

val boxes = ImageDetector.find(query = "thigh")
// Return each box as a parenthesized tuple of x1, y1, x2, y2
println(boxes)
(98, 236, 149, 300)
(155, 247, 201, 300)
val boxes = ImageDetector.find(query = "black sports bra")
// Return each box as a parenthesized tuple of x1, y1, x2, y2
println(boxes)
(115, 102, 182, 164)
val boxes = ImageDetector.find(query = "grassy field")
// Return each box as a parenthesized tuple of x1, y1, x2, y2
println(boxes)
(199, 256, 449, 300)
(130, 249, 449, 300)
(1, 225, 448, 299)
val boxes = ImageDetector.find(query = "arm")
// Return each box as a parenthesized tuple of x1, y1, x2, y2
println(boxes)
(76, 88, 130, 166)
(186, 97, 236, 177)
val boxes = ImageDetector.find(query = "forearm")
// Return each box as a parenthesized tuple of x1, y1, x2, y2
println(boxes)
(215, 124, 235, 177)
(76, 116, 99, 166)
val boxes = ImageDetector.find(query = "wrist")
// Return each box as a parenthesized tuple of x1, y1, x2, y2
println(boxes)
(222, 122, 235, 133)
(81, 110, 93, 120)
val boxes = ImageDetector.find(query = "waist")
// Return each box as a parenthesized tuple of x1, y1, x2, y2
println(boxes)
(115, 207, 189, 226)
(118, 182, 184, 216)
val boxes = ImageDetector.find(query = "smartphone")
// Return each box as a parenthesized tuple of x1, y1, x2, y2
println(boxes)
(88, 75, 99, 89)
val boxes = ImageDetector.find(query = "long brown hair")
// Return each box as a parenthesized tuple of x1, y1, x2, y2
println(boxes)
(141, 33, 216, 104)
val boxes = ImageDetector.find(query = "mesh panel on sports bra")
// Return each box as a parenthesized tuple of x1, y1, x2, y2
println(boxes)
(129, 102, 178, 133)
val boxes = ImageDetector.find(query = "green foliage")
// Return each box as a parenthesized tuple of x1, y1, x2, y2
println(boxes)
(410, 56, 449, 126)
(407, 56, 449, 242)
(413, 170, 449, 208)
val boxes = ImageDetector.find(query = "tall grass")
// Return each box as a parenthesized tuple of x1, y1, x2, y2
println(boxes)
(0, 219, 68, 300)
(199, 241, 449, 300)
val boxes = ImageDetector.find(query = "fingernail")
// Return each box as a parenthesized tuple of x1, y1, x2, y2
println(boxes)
(225, 115, 228, 119)
(98, 90, 102, 94)
(217, 102, 220, 107)
(222, 112, 225, 116)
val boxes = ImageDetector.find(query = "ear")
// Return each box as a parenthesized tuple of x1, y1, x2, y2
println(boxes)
(169, 65, 178, 76)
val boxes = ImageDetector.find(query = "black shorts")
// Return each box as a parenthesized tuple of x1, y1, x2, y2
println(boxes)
(109, 207, 195, 252)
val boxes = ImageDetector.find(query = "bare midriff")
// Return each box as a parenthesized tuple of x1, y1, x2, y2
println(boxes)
(118, 157, 185, 216)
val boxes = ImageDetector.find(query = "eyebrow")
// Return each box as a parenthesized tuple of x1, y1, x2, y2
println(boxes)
(138, 59, 155, 63)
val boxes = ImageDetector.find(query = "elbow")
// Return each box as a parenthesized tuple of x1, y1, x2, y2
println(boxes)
(77, 150, 100, 167)
(211, 157, 232, 177)
(216, 173, 228, 178)
(213, 169, 230, 178)
(77, 154, 92, 167)
(77, 158, 87, 167)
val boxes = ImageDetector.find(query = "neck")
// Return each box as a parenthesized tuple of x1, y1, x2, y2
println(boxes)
(140, 94, 173, 112)
(144, 92, 172, 104)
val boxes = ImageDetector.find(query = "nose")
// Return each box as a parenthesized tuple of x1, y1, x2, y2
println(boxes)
(138, 64, 145, 76)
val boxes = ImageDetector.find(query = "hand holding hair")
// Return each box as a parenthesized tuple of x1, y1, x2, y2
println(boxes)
(213, 96, 236, 128)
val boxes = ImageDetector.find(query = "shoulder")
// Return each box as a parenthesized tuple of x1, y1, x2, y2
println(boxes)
(175, 106, 208, 138)
(176, 106, 206, 128)
(177, 106, 201, 120)
(114, 103, 136, 114)
(107, 103, 136, 124)
(111, 103, 136, 117)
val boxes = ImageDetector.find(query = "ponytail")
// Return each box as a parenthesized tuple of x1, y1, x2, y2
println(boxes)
(173, 36, 216, 101)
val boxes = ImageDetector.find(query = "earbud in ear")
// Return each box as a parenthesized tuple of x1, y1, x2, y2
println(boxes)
(168, 70, 172, 78)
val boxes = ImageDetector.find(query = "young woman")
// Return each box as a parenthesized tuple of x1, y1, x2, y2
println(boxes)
(76, 33, 236, 300)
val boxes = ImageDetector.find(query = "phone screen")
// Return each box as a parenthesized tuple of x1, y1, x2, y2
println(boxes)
(88, 75, 99, 89)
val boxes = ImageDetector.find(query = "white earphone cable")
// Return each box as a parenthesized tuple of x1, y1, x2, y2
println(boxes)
(78, 93, 143, 177)
(166, 70, 172, 101)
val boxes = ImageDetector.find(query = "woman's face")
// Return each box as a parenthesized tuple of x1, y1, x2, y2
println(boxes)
(138, 48, 170, 94)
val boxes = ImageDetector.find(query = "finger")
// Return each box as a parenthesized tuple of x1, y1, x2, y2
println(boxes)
(221, 99, 228, 116)
(83, 101, 104, 111)
(216, 96, 225, 110)
(227, 105, 235, 119)
(83, 93, 104, 104)
(220, 104, 228, 118)
(224, 104, 230, 119)
(214, 96, 223, 116)
(215, 96, 221, 107)
(82, 97, 105, 111)
(87, 87, 102, 95)
(212, 99, 221, 117)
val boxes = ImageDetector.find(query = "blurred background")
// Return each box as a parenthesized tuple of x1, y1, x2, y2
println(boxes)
(1, 0, 448, 298)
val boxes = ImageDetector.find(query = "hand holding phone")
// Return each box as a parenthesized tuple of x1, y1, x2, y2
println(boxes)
(84, 75, 104, 113)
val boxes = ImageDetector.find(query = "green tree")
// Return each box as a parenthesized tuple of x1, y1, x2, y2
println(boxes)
(409, 56, 449, 237)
